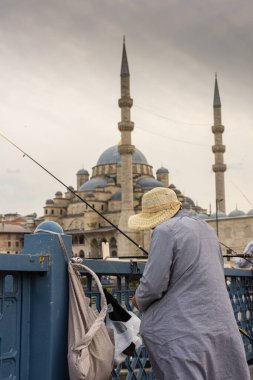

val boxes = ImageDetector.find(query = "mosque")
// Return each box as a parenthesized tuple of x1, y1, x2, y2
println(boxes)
(42, 41, 253, 258)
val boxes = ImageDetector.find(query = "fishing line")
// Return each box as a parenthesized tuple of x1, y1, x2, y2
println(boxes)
(0, 131, 148, 256)
(1, 131, 251, 261)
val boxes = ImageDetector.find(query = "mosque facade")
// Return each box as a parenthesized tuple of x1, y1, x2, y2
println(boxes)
(42, 41, 253, 258)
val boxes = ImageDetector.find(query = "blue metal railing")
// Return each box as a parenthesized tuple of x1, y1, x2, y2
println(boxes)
(81, 260, 253, 378)
(0, 229, 253, 380)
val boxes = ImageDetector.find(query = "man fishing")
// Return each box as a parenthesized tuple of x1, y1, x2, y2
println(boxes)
(128, 187, 250, 380)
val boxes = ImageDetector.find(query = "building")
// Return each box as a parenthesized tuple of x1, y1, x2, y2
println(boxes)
(40, 41, 253, 258)
(0, 222, 30, 254)
(42, 40, 206, 258)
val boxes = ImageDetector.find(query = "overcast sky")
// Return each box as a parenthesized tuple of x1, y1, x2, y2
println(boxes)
(0, 0, 253, 217)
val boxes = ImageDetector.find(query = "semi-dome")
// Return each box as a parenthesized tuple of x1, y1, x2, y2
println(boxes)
(111, 191, 122, 201)
(210, 211, 226, 218)
(194, 213, 208, 220)
(183, 196, 195, 207)
(97, 145, 148, 165)
(79, 177, 108, 191)
(228, 209, 245, 217)
(46, 199, 54, 205)
(136, 178, 164, 188)
(156, 167, 169, 174)
(77, 168, 89, 175)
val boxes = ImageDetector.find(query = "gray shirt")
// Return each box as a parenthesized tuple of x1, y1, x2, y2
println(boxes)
(135, 211, 249, 380)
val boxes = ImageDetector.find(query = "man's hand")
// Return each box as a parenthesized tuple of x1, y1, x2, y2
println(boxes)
(131, 295, 139, 310)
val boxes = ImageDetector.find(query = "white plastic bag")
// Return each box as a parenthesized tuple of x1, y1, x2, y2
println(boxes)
(104, 289, 142, 365)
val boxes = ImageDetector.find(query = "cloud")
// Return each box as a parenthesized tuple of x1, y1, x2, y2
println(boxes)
(0, 0, 253, 215)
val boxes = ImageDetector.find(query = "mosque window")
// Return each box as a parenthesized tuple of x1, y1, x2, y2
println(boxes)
(109, 237, 117, 257)
(111, 250, 117, 257)
(79, 235, 84, 245)
(79, 250, 85, 258)
(8, 241, 11, 247)
(51, 210, 54, 215)
(60, 209, 63, 215)
(101, 205, 104, 211)
(45, 209, 48, 215)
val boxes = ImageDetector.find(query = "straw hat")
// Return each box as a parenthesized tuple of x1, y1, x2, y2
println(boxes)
(128, 187, 182, 231)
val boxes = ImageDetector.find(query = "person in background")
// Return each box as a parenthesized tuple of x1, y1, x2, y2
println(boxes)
(128, 187, 250, 380)
(233, 241, 253, 268)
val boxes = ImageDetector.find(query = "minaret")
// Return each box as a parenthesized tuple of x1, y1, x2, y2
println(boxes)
(117, 38, 136, 256)
(212, 74, 226, 213)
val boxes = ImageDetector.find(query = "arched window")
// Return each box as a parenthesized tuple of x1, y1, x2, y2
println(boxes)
(109, 237, 117, 257)
(79, 250, 85, 258)
(79, 235, 84, 245)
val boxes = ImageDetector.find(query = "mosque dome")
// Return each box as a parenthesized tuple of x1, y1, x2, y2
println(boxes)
(55, 191, 63, 197)
(156, 167, 169, 174)
(228, 209, 245, 217)
(195, 213, 208, 220)
(46, 199, 54, 205)
(210, 211, 226, 218)
(136, 178, 164, 189)
(77, 168, 89, 175)
(183, 196, 195, 207)
(111, 191, 122, 201)
(79, 177, 108, 191)
(182, 201, 191, 210)
(97, 145, 148, 165)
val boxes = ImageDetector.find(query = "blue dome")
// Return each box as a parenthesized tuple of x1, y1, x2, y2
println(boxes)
(156, 167, 169, 174)
(111, 191, 122, 200)
(97, 145, 148, 165)
(35, 221, 64, 234)
(195, 213, 208, 220)
(79, 177, 108, 191)
(210, 211, 226, 218)
(46, 199, 54, 205)
(228, 209, 245, 217)
(136, 178, 164, 189)
(77, 168, 89, 175)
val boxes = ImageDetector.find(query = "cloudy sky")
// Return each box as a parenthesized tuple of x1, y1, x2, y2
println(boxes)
(0, 0, 253, 217)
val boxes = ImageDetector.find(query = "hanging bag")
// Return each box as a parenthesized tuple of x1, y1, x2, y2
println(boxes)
(68, 261, 114, 380)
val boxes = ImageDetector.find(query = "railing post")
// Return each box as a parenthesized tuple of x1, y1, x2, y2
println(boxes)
(22, 228, 72, 380)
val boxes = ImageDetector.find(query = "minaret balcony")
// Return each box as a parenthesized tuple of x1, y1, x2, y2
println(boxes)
(212, 163, 227, 172)
(118, 144, 135, 155)
(212, 125, 224, 133)
(212, 145, 226, 153)
(118, 121, 134, 132)
(118, 97, 133, 108)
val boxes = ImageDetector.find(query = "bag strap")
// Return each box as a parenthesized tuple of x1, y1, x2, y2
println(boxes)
(70, 261, 108, 349)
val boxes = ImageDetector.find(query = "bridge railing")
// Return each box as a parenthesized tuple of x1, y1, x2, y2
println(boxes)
(0, 229, 252, 380)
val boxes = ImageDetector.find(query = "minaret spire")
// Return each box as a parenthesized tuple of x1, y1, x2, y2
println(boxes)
(211, 74, 226, 214)
(117, 38, 136, 256)
(121, 36, 130, 76)
(213, 73, 221, 108)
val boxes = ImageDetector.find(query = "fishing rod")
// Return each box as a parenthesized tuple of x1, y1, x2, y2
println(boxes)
(0, 131, 149, 256)
(220, 241, 253, 265)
